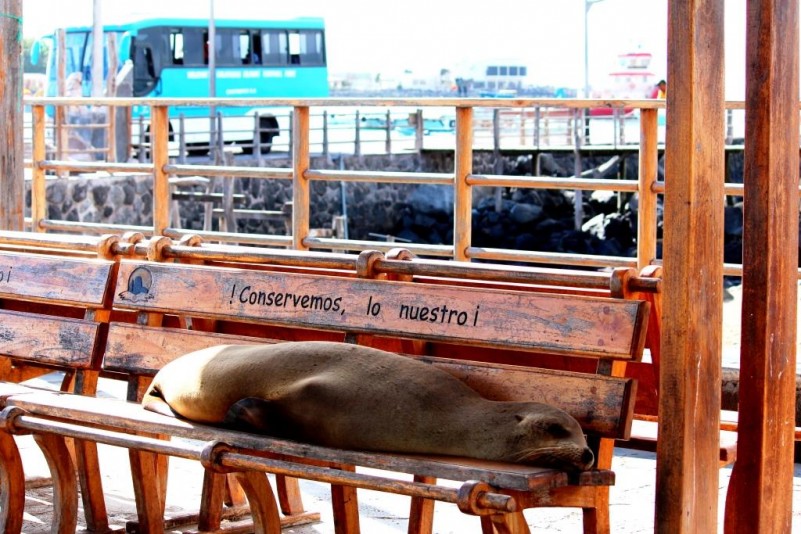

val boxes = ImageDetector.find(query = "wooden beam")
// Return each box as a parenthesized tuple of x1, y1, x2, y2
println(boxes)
(637, 109, 659, 270)
(292, 106, 310, 250)
(0, 0, 24, 230)
(31, 105, 47, 231)
(453, 107, 473, 262)
(150, 106, 171, 235)
(724, 1, 799, 532)
(658, 1, 725, 532)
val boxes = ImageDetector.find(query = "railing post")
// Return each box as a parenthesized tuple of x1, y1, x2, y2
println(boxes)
(453, 106, 473, 261)
(385, 109, 392, 155)
(492, 109, 501, 152)
(151, 105, 171, 235)
(322, 110, 329, 158)
(254, 112, 262, 166)
(178, 113, 187, 164)
(288, 110, 294, 157)
(106, 33, 118, 163)
(292, 106, 311, 250)
(31, 105, 47, 232)
(637, 108, 659, 269)
(572, 109, 584, 230)
(354, 110, 361, 157)
(56, 29, 67, 167)
(725, 109, 734, 145)
(414, 109, 424, 153)
(138, 116, 146, 163)
(533, 106, 541, 148)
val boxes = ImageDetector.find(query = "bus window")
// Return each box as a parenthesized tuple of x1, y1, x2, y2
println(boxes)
(181, 28, 205, 66)
(261, 30, 287, 66)
(213, 29, 240, 66)
(300, 30, 324, 65)
(249, 31, 262, 64)
(169, 30, 184, 65)
(288, 31, 301, 65)
(65, 32, 88, 75)
(238, 32, 249, 64)
(237, 31, 261, 64)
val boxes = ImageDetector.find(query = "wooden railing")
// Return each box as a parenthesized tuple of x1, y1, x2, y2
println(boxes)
(23, 96, 752, 274)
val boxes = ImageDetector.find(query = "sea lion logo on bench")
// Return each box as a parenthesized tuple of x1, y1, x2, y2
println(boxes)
(118, 267, 154, 302)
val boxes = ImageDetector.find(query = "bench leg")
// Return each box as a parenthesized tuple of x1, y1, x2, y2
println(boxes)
(276, 475, 306, 515)
(129, 449, 167, 533)
(407, 475, 435, 534)
(34, 433, 79, 534)
(225, 473, 248, 507)
(198, 470, 226, 530)
(331, 466, 360, 534)
(0, 432, 24, 534)
(73, 438, 110, 532)
(582, 489, 610, 534)
(485, 512, 530, 534)
(231, 471, 282, 534)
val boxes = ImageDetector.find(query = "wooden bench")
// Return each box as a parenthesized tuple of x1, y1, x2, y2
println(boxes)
(0, 248, 650, 534)
(0, 245, 118, 533)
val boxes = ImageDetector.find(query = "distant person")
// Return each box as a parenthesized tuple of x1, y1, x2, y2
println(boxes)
(655, 79, 667, 98)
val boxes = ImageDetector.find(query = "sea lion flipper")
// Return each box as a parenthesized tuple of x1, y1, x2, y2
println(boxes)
(224, 397, 277, 433)
(142, 389, 179, 418)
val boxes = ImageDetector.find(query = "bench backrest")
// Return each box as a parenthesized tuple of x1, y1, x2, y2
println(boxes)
(112, 260, 648, 359)
(106, 259, 649, 440)
(0, 251, 116, 385)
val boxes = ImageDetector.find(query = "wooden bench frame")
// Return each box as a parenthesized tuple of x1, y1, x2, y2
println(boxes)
(0, 237, 650, 534)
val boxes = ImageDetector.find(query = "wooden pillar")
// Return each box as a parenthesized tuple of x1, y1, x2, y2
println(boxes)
(0, 0, 24, 230)
(292, 106, 311, 250)
(637, 108, 659, 270)
(724, 0, 799, 532)
(453, 106, 473, 261)
(657, 1, 725, 532)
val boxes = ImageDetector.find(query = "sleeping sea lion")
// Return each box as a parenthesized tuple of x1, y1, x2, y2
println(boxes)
(142, 341, 594, 472)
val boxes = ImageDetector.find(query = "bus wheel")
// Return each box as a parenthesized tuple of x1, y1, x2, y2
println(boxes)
(256, 117, 278, 154)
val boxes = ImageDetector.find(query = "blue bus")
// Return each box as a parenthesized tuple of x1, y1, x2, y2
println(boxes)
(34, 17, 329, 154)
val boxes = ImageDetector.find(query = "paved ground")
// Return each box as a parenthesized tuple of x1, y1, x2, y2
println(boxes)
(18, 434, 801, 534)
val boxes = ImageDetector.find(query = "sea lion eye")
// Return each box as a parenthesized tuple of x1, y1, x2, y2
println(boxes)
(546, 422, 571, 438)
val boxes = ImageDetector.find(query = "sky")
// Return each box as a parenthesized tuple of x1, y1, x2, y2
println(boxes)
(20, 0, 747, 98)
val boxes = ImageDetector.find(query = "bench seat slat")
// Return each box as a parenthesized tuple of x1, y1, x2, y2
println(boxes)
(6, 391, 603, 492)
(0, 309, 101, 369)
(113, 261, 649, 360)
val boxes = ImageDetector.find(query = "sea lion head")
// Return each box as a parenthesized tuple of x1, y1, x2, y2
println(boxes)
(504, 404, 594, 472)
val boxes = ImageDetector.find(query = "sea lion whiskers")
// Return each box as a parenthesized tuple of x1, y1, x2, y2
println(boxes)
(511, 445, 595, 471)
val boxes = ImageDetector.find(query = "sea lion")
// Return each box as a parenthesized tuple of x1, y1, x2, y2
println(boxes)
(143, 341, 594, 472)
